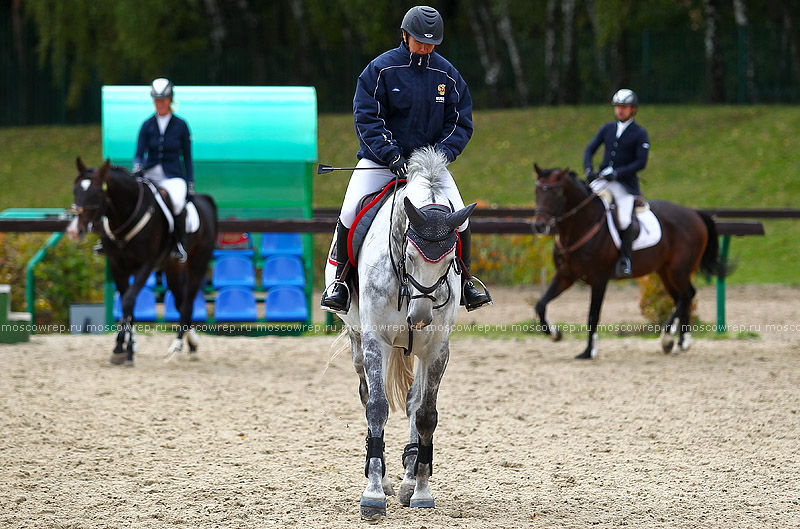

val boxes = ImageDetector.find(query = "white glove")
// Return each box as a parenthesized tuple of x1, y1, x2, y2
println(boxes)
(599, 166, 615, 177)
(132, 163, 143, 173)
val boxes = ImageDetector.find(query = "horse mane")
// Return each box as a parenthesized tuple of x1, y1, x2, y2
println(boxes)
(407, 146, 449, 202)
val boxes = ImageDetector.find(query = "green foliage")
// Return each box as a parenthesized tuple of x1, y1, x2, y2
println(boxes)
(0, 233, 104, 325)
(636, 273, 698, 325)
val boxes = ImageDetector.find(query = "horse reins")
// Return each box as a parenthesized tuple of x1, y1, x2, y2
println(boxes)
(535, 179, 606, 257)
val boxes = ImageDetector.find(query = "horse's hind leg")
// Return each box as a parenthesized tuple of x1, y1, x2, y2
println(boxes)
(658, 270, 685, 354)
(535, 272, 575, 342)
(676, 283, 696, 351)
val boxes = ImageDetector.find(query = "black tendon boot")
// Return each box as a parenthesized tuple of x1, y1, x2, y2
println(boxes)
(171, 210, 188, 263)
(459, 227, 492, 311)
(320, 220, 351, 313)
(616, 226, 634, 278)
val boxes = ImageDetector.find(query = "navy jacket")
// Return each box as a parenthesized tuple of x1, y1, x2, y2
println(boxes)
(134, 114, 193, 184)
(583, 121, 649, 195)
(354, 43, 473, 165)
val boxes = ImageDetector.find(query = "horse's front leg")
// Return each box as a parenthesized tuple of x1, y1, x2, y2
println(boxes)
(407, 341, 449, 509)
(535, 271, 575, 341)
(398, 372, 421, 506)
(576, 279, 608, 360)
(360, 332, 391, 520)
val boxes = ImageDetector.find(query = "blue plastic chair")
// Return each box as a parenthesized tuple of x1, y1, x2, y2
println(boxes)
(163, 290, 208, 322)
(261, 255, 306, 289)
(213, 248, 255, 259)
(264, 286, 309, 322)
(126, 272, 157, 289)
(259, 232, 303, 258)
(112, 288, 158, 321)
(212, 255, 256, 289)
(214, 286, 258, 322)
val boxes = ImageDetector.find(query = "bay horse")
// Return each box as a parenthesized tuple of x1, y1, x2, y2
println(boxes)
(67, 158, 217, 365)
(325, 147, 476, 519)
(532, 164, 731, 359)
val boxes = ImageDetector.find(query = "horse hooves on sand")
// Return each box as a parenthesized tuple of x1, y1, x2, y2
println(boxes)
(109, 353, 126, 365)
(550, 328, 563, 342)
(409, 498, 435, 509)
(360, 498, 387, 520)
(574, 349, 595, 360)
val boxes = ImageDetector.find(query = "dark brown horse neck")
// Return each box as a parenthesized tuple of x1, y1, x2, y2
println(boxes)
(103, 170, 144, 226)
(555, 177, 606, 254)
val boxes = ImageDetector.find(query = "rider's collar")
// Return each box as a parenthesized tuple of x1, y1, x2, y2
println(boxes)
(401, 42, 430, 68)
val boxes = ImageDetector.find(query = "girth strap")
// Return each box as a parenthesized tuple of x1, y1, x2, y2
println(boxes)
(364, 434, 386, 478)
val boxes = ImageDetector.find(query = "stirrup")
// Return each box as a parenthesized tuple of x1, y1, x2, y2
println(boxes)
(463, 277, 492, 312)
(93, 241, 105, 255)
(616, 257, 632, 278)
(171, 242, 188, 263)
(320, 280, 351, 315)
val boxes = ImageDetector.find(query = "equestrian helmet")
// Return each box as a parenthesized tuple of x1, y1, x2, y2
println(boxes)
(150, 78, 174, 99)
(401, 6, 444, 45)
(611, 88, 638, 107)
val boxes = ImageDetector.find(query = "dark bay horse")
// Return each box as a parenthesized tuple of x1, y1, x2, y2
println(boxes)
(67, 158, 217, 365)
(532, 165, 730, 359)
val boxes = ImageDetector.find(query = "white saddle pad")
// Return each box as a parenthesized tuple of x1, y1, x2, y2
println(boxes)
(602, 199, 662, 251)
(185, 202, 200, 233)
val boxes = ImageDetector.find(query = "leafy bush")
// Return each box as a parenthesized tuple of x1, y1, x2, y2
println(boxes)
(0, 233, 105, 326)
(637, 273, 697, 325)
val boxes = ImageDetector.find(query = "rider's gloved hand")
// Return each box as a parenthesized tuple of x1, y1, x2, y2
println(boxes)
(585, 167, 598, 182)
(599, 166, 617, 180)
(132, 163, 143, 175)
(389, 155, 408, 178)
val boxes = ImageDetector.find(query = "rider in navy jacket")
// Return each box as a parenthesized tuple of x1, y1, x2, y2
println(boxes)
(134, 114, 193, 185)
(583, 89, 650, 278)
(353, 43, 473, 166)
(321, 6, 490, 314)
(583, 119, 648, 196)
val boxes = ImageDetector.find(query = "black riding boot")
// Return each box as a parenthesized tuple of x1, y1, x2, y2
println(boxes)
(459, 227, 492, 311)
(171, 210, 188, 263)
(320, 220, 351, 313)
(616, 226, 634, 278)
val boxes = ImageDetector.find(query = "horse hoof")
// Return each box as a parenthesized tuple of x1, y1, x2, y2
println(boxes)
(188, 351, 200, 362)
(550, 329, 562, 342)
(110, 353, 126, 365)
(398, 480, 415, 506)
(661, 337, 675, 354)
(574, 350, 593, 360)
(409, 497, 435, 509)
(124, 360, 135, 367)
(679, 333, 692, 352)
(360, 497, 386, 520)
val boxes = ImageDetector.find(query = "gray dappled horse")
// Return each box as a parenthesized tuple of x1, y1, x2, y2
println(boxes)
(325, 147, 476, 519)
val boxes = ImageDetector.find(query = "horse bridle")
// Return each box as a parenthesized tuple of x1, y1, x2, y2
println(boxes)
(387, 175, 462, 312)
(71, 173, 150, 244)
(534, 179, 599, 228)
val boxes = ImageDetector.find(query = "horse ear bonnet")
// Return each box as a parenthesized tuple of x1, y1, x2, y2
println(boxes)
(406, 204, 458, 262)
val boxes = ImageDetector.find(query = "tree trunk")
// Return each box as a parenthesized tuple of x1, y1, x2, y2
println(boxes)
(703, 0, 725, 102)
(497, 5, 529, 107)
(467, 3, 502, 105)
(732, 0, 756, 102)
(544, 0, 560, 105)
(777, 0, 800, 88)
(610, 31, 629, 92)
(202, 0, 226, 84)
(561, 0, 579, 104)
(235, 0, 268, 85)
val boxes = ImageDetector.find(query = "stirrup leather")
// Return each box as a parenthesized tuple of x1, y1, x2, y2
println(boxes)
(462, 276, 492, 312)
(320, 280, 351, 315)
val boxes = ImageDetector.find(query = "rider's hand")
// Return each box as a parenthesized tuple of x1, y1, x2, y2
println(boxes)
(389, 155, 408, 178)
(585, 167, 597, 182)
(188, 182, 195, 195)
(599, 166, 617, 180)
(132, 163, 143, 175)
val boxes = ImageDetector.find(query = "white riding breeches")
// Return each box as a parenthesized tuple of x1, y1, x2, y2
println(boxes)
(590, 178, 634, 230)
(339, 158, 468, 232)
(144, 165, 187, 215)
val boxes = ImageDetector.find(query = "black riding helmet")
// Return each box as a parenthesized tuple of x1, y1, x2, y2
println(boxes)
(401, 6, 444, 45)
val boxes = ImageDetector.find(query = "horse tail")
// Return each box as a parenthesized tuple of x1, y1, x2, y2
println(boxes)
(386, 347, 414, 412)
(697, 211, 736, 279)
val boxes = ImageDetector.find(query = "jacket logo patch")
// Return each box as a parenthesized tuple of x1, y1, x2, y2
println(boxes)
(438, 84, 446, 96)
(642, 142, 650, 149)
(392, 87, 400, 92)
